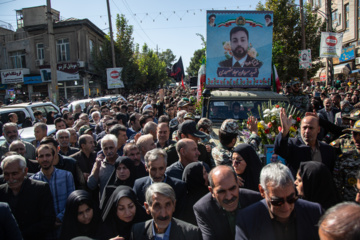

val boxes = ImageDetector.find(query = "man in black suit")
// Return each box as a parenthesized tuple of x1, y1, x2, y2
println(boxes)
(219, 27, 262, 69)
(193, 165, 262, 240)
(0, 155, 56, 240)
(131, 182, 201, 240)
(236, 163, 323, 240)
(133, 148, 186, 210)
(318, 98, 340, 124)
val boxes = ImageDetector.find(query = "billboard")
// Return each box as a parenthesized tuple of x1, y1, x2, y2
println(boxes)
(339, 45, 355, 63)
(40, 62, 80, 82)
(206, 10, 273, 88)
(107, 68, 124, 89)
(0, 69, 29, 84)
(320, 32, 343, 58)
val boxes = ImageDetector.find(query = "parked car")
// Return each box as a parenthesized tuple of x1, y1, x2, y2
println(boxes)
(0, 124, 56, 145)
(68, 95, 126, 112)
(0, 102, 60, 127)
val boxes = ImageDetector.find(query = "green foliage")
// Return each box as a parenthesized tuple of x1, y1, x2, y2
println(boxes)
(186, 33, 206, 77)
(137, 43, 168, 89)
(158, 49, 176, 68)
(258, 0, 325, 83)
(92, 14, 171, 90)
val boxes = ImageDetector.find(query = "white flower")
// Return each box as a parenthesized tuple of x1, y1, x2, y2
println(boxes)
(263, 114, 269, 118)
(263, 109, 271, 114)
(248, 47, 257, 58)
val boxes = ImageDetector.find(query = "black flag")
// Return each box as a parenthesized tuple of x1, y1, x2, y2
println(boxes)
(170, 57, 185, 82)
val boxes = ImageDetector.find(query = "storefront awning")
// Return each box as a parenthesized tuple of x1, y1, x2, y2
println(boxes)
(314, 68, 325, 78)
(333, 63, 351, 75)
(351, 69, 360, 74)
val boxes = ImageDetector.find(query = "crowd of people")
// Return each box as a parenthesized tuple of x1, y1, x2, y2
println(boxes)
(0, 83, 360, 240)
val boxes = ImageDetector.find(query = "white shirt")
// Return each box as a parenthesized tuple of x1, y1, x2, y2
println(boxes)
(232, 55, 248, 67)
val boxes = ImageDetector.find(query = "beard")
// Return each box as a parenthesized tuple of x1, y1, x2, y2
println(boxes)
(232, 46, 247, 60)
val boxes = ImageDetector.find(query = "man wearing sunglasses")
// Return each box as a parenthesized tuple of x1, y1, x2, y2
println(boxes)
(236, 163, 323, 240)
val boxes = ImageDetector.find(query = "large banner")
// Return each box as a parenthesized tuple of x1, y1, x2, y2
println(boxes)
(206, 10, 273, 88)
(320, 32, 343, 58)
(40, 62, 80, 82)
(107, 68, 124, 89)
(299, 49, 312, 69)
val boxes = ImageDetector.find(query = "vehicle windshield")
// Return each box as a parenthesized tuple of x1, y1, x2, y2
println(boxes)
(209, 100, 288, 122)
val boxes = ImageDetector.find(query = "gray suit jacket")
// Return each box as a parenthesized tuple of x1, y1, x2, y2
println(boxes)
(131, 218, 201, 240)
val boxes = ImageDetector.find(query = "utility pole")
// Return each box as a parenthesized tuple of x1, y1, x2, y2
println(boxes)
(325, 0, 333, 87)
(300, 0, 307, 84)
(106, 0, 116, 68)
(47, 0, 58, 104)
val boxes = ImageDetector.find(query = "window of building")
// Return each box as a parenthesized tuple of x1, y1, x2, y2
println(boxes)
(318, 0, 321, 8)
(37, 43, 44, 60)
(16, 10, 23, 29)
(89, 39, 94, 61)
(9, 50, 26, 69)
(56, 38, 70, 62)
(332, 10, 338, 26)
(345, 3, 349, 32)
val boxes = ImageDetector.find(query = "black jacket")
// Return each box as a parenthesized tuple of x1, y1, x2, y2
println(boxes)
(0, 178, 56, 240)
(274, 133, 336, 176)
(193, 188, 262, 240)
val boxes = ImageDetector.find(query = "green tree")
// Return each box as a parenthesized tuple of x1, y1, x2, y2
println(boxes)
(92, 14, 142, 90)
(186, 49, 205, 77)
(186, 33, 206, 77)
(158, 49, 176, 68)
(137, 43, 168, 89)
(256, 0, 324, 83)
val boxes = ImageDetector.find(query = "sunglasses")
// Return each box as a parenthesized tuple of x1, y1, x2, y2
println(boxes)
(269, 195, 298, 207)
(68, 117, 74, 120)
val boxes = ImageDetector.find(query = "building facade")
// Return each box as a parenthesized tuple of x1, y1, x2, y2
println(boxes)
(0, 5, 105, 102)
(310, 0, 360, 82)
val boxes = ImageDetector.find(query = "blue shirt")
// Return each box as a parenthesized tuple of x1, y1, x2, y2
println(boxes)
(152, 219, 171, 240)
(30, 167, 75, 221)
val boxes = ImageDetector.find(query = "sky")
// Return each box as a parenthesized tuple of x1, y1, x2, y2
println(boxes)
(0, 0, 269, 73)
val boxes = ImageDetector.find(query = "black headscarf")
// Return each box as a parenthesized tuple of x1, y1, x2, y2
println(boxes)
(97, 186, 149, 240)
(104, 157, 136, 188)
(180, 162, 209, 225)
(182, 162, 209, 197)
(298, 161, 341, 210)
(60, 190, 100, 240)
(100, 157, 136, 210)
(233, 144, 263, 192)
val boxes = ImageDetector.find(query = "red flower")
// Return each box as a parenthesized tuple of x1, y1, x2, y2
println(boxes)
(264, 129, 270, 134)
(275, 105, 280, 108)
(278, 126, 282, 132)
(296, 117, 301, 122)
(247, 121, 249, 124)
(267, 123, 272, 128)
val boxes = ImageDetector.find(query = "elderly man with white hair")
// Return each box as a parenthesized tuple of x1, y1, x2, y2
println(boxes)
(0, 155, 55, 239)
(131, 182, 201, 240)
(236, 163, 323, 240)
(56, 129, 79, 156)
(87, 134, 121, 196)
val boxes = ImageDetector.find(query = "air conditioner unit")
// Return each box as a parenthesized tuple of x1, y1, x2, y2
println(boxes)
(39, 59, 44, 65)
(77, 61, 85, 68)
(356, 57, 360, 65)
(35, 60, 40, 67)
